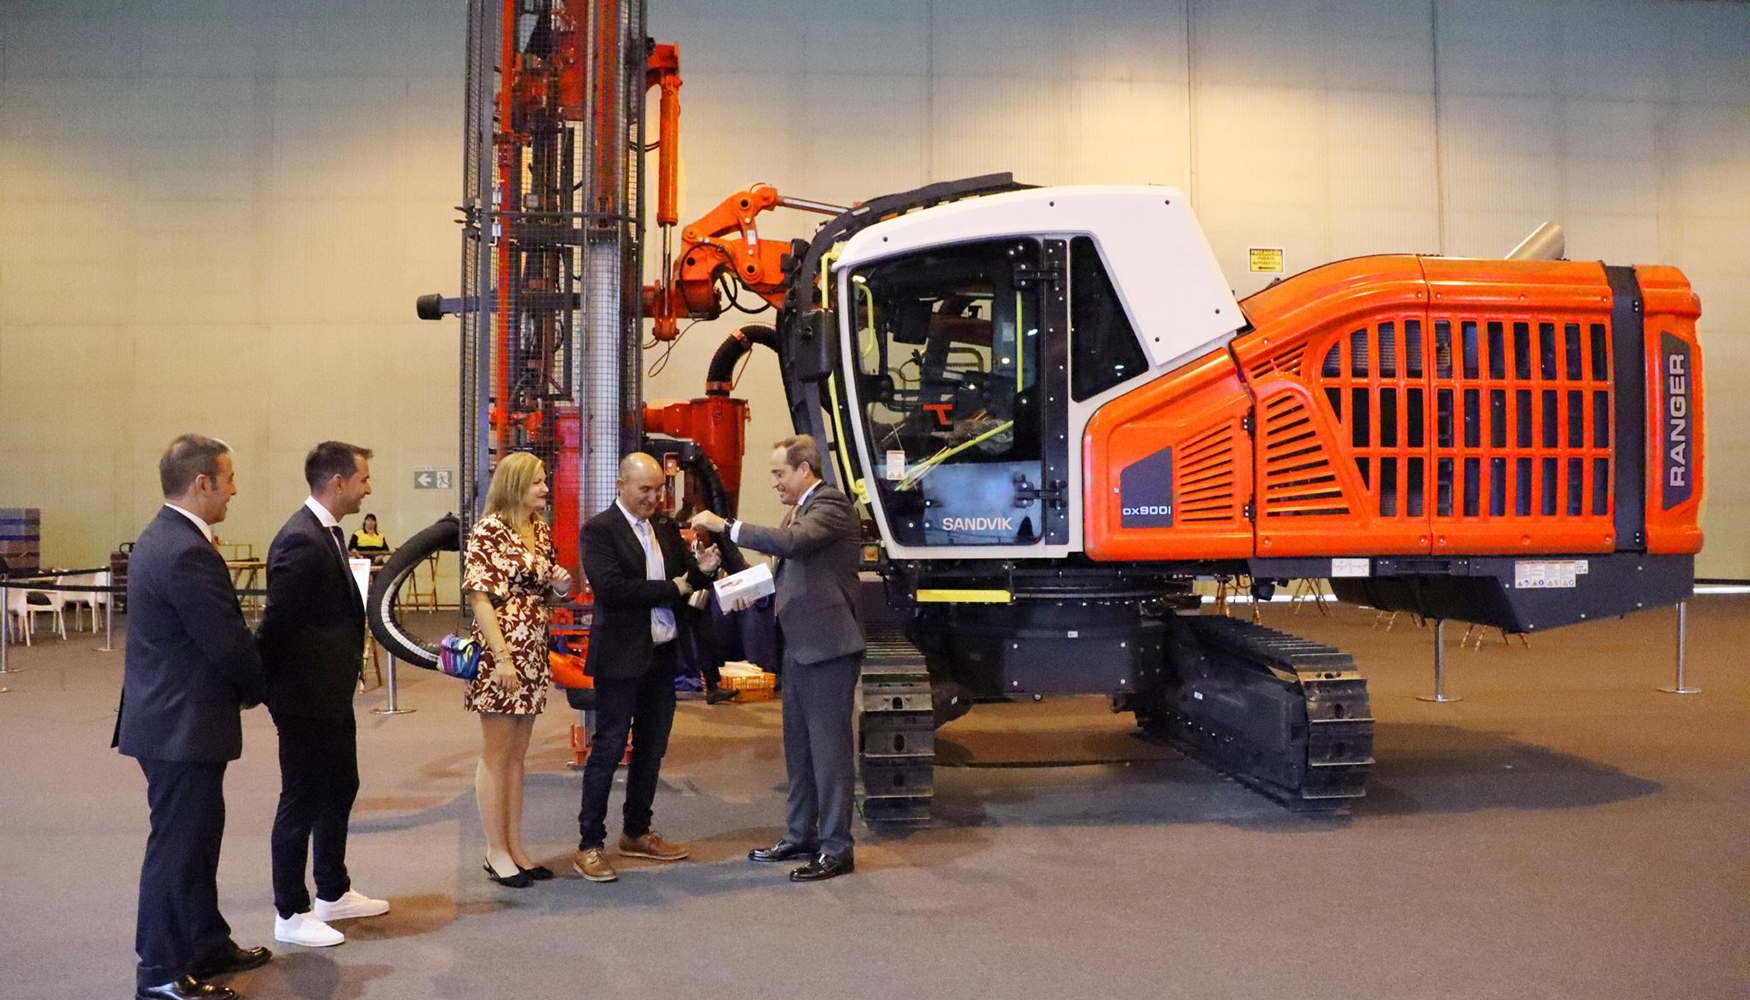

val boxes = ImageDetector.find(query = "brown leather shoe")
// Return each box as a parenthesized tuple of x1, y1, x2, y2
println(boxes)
(618, 830, 690, 862)
(571, 847, 618, 882)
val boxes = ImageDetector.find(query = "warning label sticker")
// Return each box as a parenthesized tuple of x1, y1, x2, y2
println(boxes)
(1248, 247, 1284, 273)
(1513, 560, 1589, 589)
(1331, 558, 1370, 578)
(886, 451, 905, 480)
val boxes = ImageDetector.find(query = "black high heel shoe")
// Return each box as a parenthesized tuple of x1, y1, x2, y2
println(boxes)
(518, 863, 554, 881)
(483, 858, 533, 888)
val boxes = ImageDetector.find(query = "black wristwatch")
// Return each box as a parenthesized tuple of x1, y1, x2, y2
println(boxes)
(723, 517, 737, 535)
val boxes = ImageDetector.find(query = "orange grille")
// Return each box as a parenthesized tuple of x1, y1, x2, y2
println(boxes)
(1258, 392, 1350, 517)
(1245, 342, 1308, 380)
(1308, 314, 1615, 552)
(1175, 423, 1242, 524)
(1316, 316, 1427, 523)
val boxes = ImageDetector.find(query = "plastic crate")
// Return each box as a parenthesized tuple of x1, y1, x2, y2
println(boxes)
(719, 669, 776, 701)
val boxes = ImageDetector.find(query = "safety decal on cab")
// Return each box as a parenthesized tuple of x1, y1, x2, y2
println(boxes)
(1660, 332, 1692, 510)
(1119, 446, 1174, 528)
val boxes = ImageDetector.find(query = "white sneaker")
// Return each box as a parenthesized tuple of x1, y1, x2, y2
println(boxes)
(274, 911, 345, 947)
(314, 888, 391, 921)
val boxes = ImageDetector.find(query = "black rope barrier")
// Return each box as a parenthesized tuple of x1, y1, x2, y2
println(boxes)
(0, 566, 115, 579)
(0, 580, 266, 596)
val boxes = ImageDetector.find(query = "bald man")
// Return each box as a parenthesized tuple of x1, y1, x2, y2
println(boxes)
(572, 453, 721, 882)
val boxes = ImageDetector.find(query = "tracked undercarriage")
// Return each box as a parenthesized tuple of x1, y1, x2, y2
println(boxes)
(1134, 614, 1373, 809)
(853, 574, 1376, 824)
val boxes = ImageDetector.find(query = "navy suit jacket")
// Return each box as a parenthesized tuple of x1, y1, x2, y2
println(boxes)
(580, 506, 714, 681)
(113, 506, 266, 762)
(257, 506, 366, 719)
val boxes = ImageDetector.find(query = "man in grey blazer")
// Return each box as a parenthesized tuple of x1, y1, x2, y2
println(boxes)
(691, 434, 864, 881)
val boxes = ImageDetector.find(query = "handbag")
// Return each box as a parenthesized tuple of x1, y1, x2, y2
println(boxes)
(438, 633, 482, 681)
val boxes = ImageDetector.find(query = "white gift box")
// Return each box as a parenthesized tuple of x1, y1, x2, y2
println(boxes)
(713, 562, 775, 605)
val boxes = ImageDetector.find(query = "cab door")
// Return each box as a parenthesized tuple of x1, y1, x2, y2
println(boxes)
(840, 237, 1070, 557)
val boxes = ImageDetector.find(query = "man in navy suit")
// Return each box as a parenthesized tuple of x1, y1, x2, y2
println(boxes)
(115, 434, 272, 1000)
(257, 441, 389, 948)
(571, 453, 721, 882)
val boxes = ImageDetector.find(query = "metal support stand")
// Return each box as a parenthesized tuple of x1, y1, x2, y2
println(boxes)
(1657, 601, 1701, 695)
(1418, 619, 1462, 703)
(371, 655, 416, 715)
(95, 593, 115, 653)
(0, 578, 12, 681)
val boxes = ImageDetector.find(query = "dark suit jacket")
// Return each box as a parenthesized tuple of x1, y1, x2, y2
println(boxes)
(581, 505, 713, 681)
(735, 484, 865, 665)
(113, 506, 266, 762)
(257, 505, 366, 719)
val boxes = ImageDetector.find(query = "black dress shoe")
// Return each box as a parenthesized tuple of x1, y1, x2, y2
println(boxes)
(483, 859, 533, 888)
(705, 686, 738, 705)
(191, 942, 272, 979)
(789, 852, 854, 882)
(136, 975, 238, 1000)
(748, 840, 817, 863)
(518, 863, 554, 881)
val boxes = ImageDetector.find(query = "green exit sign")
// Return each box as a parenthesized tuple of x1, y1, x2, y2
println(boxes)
(414, 468, 453, 490)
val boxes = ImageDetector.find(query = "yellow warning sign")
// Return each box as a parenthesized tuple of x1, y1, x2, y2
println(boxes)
(1248, 247, 1284, 273)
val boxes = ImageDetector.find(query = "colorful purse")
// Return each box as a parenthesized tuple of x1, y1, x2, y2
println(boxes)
(438, 634, 482, 681)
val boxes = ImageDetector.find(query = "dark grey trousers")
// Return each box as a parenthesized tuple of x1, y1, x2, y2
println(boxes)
(781, 651, 862, 857)
(136, 758, 231, 990)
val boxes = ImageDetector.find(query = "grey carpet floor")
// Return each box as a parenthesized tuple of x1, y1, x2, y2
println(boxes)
(0, 598, 1744, 1000)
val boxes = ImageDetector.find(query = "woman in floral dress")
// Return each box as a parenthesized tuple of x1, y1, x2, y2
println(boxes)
(463, 452, 572, 888)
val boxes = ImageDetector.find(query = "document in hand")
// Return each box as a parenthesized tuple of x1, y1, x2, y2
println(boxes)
(713, 562, 775, 606)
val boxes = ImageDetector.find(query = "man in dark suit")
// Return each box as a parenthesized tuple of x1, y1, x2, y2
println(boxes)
(257, 441, 388, 948)
(691, 434, 865, 882)
(573, 452, 721, 882)
(115, 434, 272, 1000)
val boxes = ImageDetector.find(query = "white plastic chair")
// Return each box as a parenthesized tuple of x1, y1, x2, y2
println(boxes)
(60, 571, 108, 632)
(6, 585, 67, 645)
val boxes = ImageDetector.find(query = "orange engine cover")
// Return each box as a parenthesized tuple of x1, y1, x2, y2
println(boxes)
(1082, 255, 1703, 561)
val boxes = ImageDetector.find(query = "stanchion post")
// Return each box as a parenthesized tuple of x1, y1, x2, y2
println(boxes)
(1418, 618, 1462, 703)
(1657, 601, 1700, 695)
(371, 654, 416, 715)
(96, 583, 116, 653)
(0, 576, 11, 678)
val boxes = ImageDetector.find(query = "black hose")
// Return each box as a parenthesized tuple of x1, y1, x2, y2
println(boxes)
(688, 448, 732, 518)
(366, 514, 460, 670)
(705, 323, 777, 393)
(643, 437, 732, 517)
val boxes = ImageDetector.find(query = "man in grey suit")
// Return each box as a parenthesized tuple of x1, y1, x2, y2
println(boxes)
(691, 434, 864, 882)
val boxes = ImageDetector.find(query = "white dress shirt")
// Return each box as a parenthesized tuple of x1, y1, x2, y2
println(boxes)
(164, 503, 215, 544)
(730, 480, 819, 543)
(303, 496, 348, 561)
(617, 500, 677, 645)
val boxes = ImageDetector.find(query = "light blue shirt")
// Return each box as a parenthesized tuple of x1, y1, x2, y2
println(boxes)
(617, 500, 676, 645)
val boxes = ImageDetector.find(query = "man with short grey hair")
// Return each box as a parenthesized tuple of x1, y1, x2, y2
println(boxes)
(691, 434, 865, 882)
(115, 434, 271, 1000)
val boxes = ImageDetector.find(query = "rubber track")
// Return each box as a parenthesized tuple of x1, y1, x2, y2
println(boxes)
(1152, 615, 1374, 811)
(857, 620, 935, 826)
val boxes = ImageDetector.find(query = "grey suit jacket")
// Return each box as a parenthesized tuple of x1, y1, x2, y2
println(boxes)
(734, 484, 865, 665)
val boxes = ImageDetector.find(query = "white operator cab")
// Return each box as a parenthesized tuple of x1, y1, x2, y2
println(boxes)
(834, 185, 1244, 561)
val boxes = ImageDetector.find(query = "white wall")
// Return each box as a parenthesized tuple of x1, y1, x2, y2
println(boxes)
(2, 0, 1746, 575)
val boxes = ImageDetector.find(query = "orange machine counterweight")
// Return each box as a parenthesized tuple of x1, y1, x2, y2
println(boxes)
(1082, 256, 1704, 562)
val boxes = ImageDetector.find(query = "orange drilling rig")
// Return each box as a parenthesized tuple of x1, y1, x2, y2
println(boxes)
(382, 0, 1704, 819)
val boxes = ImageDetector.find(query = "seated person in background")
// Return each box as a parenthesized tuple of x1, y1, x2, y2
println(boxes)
(347, 514, 390, 563)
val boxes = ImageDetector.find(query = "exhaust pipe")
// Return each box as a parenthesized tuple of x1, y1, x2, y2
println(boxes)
(1506, 222, 1565, 261)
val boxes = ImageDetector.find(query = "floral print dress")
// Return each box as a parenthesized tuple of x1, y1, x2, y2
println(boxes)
(461, 514, 554, 715)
